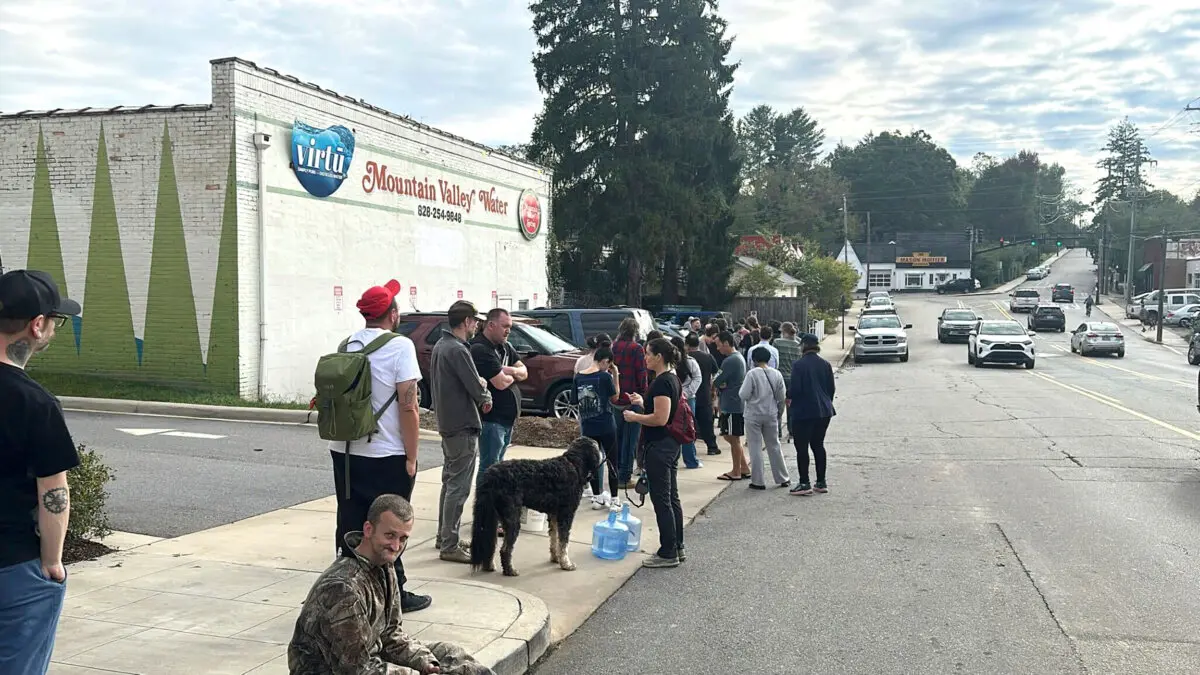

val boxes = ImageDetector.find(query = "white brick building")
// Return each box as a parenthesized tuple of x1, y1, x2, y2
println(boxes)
(0, 57, 552, 402)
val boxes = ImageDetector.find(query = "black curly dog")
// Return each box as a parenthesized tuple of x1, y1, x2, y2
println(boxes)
(470, 437, 605, 576)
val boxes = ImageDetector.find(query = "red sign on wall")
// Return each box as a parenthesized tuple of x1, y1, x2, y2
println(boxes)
(409, 286, 417, 296)
(457, 290, 463, 299)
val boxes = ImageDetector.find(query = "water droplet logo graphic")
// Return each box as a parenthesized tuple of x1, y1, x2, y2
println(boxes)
(290, 121, 356, 198)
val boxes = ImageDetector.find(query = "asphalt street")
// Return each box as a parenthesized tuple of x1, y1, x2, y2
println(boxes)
(532, 249, 1200, 675)
(63, 410, 444, 537)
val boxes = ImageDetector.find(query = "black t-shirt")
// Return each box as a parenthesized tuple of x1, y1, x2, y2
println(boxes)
(690, 349, 717, 403)
(469, 335, 522, 425)
(0, 363, 81, 567)
(642, 371, 681, 444)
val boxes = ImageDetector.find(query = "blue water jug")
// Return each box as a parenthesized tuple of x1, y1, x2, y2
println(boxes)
(617, 502, 642, 552)
(591, 511, 629, 561)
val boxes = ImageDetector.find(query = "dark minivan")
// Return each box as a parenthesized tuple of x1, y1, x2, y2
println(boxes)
(1027, 304, 1066, 332)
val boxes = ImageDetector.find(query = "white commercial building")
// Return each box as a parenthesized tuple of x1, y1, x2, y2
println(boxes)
(836, 234, 973, 292)
(0, 57, 552, 402)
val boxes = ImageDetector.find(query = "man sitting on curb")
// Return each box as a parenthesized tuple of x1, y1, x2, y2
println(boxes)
(288, 494, 495, 675)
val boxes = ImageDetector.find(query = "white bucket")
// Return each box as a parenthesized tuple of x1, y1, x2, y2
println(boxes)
(520, 507, 547, 533)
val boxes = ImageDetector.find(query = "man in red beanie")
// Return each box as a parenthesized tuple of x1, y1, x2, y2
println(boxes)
(326, 279, 432, 613)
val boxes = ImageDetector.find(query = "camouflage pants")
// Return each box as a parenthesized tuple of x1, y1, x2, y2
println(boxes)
(426, 641, 496, 675)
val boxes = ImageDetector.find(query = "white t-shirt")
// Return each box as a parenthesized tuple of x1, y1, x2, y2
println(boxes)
(327, 328, 422, 459)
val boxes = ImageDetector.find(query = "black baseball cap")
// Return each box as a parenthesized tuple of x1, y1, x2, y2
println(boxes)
(0, 270, 81, 321)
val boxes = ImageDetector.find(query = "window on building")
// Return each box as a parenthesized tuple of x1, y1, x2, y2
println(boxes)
(518, 299, 530, 310)
(905, 274, 923, 288)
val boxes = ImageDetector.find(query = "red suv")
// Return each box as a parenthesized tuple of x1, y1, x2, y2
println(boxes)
(396, 312, 584, 419)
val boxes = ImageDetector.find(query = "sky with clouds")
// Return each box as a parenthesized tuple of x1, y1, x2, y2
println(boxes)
(1, 0, 1197, 202)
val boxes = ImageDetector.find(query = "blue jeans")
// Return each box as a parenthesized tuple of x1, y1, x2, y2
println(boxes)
(613, 406, 641, 483)
(681, 397, 700, 468)
(0, 558, 67, 675)
(476, 421, 513, 490)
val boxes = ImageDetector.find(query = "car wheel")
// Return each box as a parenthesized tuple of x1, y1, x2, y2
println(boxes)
(549, 382, 578, 420)
(973, 353, 984, 368)
(900, 352, 909, 363)
(967, 349, 975, 364)
(1182, 318, 1192, 328)
(1189, 344, 1200, 365)
(1116, 350, 1125, 358)
(1025, 359, 1035, 370)
(1070, 341, 1077, 353)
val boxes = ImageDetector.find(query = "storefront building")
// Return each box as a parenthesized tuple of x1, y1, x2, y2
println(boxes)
(0, 57, 552, 401)
(836, 233, 972, 292)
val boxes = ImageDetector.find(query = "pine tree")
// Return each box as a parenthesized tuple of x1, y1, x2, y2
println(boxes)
(1093, 118, 1153, 205)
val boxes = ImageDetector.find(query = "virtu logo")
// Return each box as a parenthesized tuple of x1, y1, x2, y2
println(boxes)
(291, 121, 356, 198)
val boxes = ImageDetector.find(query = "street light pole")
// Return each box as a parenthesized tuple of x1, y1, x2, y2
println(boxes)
(865, 211, 872, 295)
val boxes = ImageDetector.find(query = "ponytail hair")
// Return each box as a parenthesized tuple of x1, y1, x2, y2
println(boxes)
(586, 333, 613, 350)
(669, 336, 690, 382)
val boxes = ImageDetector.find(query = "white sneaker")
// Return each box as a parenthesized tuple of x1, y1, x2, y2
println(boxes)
(590, 496, 607, 510)
(583, 486, 594, 499)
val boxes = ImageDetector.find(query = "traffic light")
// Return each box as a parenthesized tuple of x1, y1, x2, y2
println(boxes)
(1056, 240, 1063, 247)
(1030, 240, 1037, 246)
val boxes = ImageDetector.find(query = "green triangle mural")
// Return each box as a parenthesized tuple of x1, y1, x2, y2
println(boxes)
(140, 121, 205, 383)
(25, 129, 78, 370)
(205, 140, 240, 391)
(78, 125, 139, 375)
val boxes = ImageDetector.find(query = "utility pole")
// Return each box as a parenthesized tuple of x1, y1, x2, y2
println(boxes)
(1156, 225, 1168, 344)
(842, 193, 848, 350)
(1125, 195, 1137, 307)
(865, 211, 872, 295)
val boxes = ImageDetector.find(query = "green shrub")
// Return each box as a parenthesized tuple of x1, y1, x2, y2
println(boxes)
(68, 444, 115, 541)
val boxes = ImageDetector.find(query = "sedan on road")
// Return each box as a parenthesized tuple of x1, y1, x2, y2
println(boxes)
(937, 308, 980, 342)
(968, 320, 1036, 369)
(850, 314, 912, 363)
(860, 296, 897, 316)
(1069, 321, 1125, 358)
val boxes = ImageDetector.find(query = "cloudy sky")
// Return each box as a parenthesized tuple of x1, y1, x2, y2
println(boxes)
(2, 0, 1197, 201)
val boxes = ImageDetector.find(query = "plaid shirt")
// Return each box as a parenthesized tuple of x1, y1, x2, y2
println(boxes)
(611, 338, 648, 405)
(774, 337, 802, 378)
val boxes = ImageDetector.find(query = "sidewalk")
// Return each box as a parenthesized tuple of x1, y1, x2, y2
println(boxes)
(1094, 297, 1191, 350)
(819, 300, 864, 368)
(51, 444, 731, 675)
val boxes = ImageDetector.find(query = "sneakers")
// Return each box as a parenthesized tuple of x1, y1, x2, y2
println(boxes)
(684, 461, 704, 469)
(439, 546, 472, 564)
(790, 482, 814, 496)
(401, 590, 432, 613)
(814, 480, 829, 493)
(748, 483, 766, 491)
(706, 448, 722, 456)
(642, 554, 680, 568)
(583, 485, 594, 499)
(677, 545, 687, 563)
(590, 492, 611, 510)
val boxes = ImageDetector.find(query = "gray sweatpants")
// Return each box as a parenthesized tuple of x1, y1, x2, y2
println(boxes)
(746, 413, 790, 486)
(437, 431, 479, 553)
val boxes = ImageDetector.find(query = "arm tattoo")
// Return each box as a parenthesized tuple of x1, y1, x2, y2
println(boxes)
(42, 487, 69, 514)
(399, 382, 418, 410)
(6, 339, 33, 367)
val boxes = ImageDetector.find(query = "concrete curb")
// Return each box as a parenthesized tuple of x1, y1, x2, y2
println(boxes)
(450, 578, 552, 675)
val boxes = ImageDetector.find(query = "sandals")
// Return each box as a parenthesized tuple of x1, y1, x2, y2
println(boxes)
(717, 473, 742, 481)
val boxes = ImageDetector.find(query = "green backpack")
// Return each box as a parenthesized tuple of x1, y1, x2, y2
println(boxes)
(314, 332, 401, 497)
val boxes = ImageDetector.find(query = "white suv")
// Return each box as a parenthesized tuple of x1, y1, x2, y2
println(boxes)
(968, 320, 1036, 369)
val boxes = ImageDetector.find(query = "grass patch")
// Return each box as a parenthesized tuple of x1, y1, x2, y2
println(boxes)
(30, 371, 310, 410)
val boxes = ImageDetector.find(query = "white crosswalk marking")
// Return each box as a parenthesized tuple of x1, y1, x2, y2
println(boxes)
(162, 431, 227, 440)
(117, 428, 175, 436)
(117, 428, 227, 440)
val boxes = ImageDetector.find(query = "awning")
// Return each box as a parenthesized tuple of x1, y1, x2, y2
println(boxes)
(1137, 263, 1153, 273)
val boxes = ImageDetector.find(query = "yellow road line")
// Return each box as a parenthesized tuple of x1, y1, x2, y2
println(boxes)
(1030, 372, 1200, 442)
(992, 301, 1015, 321)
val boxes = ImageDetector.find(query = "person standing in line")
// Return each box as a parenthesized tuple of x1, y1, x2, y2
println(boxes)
(0, 270, 82, 675)
(685, 333, 721, 456)
(773, 322, 803, 443)
(754, 325, 780, 369)
(430, 300, 493, 564)
(787, 333, 836, 496)
(574, 333, 612, 374)
(574, 345, 621, 508)
(670, 336, 704, 469)
(713, 331, 750, 481)
(688, 318, 709, 354)
(328, 279, 431, 612)
(739, 346, 791, 491)
(704, 324, 723, 367)
(623, 338, 685, 569)
(470, 308, 526, 490)
(611, 318, 648, 489)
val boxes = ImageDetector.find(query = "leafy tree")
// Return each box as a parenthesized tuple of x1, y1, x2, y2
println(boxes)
(829, 130, 967, 237)
(794, 255, 859, 311)
(733, 261, 784, 296)
(967, 150, 1070, 242)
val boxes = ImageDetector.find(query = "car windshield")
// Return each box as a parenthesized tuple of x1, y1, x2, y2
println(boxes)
(1037, 307, 1063, 314)
(1015, 290, 1039, 297)
(943, 311, 976, 321)
(1056, 284, 1071, 289)
(515, 324, 577, 353)
(868, 297, 891, 306)
(859, 316, 902, 329)
(981, 322, 1026, 335)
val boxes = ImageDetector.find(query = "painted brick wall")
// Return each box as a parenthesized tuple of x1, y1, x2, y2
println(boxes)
(0, 101, 239, 391)
(221, 59, 553, 401)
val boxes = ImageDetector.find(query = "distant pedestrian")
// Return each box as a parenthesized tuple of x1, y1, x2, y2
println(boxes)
(623, 338, 685, 568)
(611, 318, 649, 488)
(671, 336, 704, 469)
(288, 494, 495, 675)
(704, 324, 723, 366)
(327, 279, 431, 612)
(739, 346, 790, 490)
(470, 309, 527, 490)
(685, 333, 721, 456)
(788, 333, 836, 496)
(714, 331, 750, 481)
(430, 300, 492, 564)
(574, 345, 621, 508)
(0, 270, 82, 675)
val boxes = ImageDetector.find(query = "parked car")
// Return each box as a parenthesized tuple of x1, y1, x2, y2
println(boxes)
(1188, 330, 1200, 366)
(1069, 321, 1125, 358)
(1026, 267, 1049, 280)
(1050, 283, 1074, 303)
(513, 307, 656, 347)
(1028, 304, 1066, 332)
(967, 320, 1036, 369)
(937, 308, 980, 343)
(1140, 292, 1200, 325)
(1164, 304, 1200, 327)
(859, 295, 897, 316)
(396, 312, 584, 418)
(1008, 288, 1041, 313)
(866, 291, 892, 303)
(936, 278, 977, 294)
(849, 313, 912, 363)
